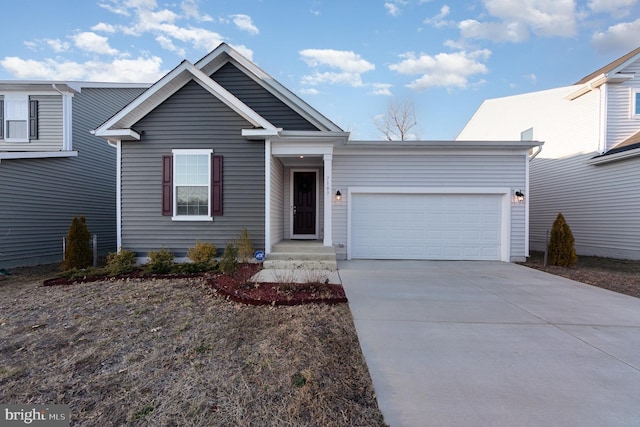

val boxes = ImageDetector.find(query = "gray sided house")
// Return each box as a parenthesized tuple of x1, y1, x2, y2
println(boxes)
(95, 43, 540, 263)
(0, 82, 148, 268)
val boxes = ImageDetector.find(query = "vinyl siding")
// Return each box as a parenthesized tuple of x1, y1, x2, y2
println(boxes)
(331, 153, 527, 261)
(0, 86, 146, 268)
(1, 95, 63, 151)
(121, 80, 265, 256)
(605, 60, 640, 150)
(211, 63, 319, 131)
(456, 83, 640, 259)
(270, 156, 284, 247)
(530, 153, 640, 259)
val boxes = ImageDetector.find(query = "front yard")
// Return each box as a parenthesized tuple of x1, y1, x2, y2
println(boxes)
(0, 267, 386, 426)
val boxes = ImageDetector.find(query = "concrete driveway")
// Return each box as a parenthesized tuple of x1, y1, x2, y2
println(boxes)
(338, 260, 640, 427)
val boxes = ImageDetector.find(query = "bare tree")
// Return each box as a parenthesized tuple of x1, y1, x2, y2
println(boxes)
(374, 98, 419, 141)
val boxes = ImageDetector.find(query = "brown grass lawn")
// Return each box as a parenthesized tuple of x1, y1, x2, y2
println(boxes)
(520, 251, 640, 299)
(0, 266, 386, 426)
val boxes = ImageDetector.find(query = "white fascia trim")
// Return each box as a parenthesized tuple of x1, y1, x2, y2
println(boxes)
(242, 128, 281, 139)
(588, 147, 640, 165)
(94, 128, 141, 141)
(346, 186, 512, 262)
(0, 151, 78, 162)
(272, 141, 334, 156)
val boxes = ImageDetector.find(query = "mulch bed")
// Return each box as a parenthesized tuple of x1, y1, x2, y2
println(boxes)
(41, 263, 348, 306)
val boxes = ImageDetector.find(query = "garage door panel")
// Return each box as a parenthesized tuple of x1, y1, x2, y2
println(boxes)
(351, 193, 502, 260)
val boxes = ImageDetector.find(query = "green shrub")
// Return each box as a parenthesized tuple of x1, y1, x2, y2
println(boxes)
(219, 242, 238, 275)
(187, 240, 217, 264)
(62, 216, 92, 271)
(548, 212, 577, 267)
(106, 248, 137, 275)
(172, 261, 217, 274)
(237, 228, 254, 263)
(145, 247, 174, 274)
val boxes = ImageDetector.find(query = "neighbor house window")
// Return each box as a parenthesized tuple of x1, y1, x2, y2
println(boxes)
(0, 93, 38, 142)
(633, 90, 640, 118)
(161, 149, 223, 220)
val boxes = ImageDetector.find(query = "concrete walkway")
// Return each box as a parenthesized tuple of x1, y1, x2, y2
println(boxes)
(338, 260, 640, 427)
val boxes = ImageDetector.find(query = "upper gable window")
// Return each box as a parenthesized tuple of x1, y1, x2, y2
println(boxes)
(633, 90, 640, 118)
(0, 93, 38, 143)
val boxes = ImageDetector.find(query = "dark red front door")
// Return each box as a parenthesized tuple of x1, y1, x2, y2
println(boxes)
(293, 171, 316, 235)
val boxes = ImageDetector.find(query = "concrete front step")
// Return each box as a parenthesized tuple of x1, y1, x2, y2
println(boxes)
(262, 259, 337, 270)
(270, 243, 335, 254)
(266, 252, 336, 261)
(251, 268, 341, 285)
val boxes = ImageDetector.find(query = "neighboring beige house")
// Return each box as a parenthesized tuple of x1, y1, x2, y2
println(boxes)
(458, 47, 640, 260)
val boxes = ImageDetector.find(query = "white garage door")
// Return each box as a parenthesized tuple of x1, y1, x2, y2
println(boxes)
(351, 193, 503, 260)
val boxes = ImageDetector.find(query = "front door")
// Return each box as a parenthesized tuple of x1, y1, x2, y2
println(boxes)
(293, 171, 316, 236)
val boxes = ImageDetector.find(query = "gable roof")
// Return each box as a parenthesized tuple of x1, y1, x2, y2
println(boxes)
(195, 43, 342, 132)
(574, 46, 640, 85)
(94, 43, 343, 141)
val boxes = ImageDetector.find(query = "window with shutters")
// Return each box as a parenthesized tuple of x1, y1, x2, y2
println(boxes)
(164, 149, 225, 221)
(0, 93, 38, 143)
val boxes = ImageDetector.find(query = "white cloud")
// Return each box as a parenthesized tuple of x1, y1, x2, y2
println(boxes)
(389, 49, 491, 90)
(424, 5, 452, 28)
(91, 23, 117, 33)
(369, 83, 393, 96)
(72, 32, 119, 55)
(0, 56, 164, 82)
(459, 19, 529, 42)
(459, 0, 577, 42)
(300, 49, 375, 88)
(300, 49, 375, 74)
(385, 2, 401, 16)
(182, 0, 213, 21)
(230, 14, 259, 35)
(385, 1, 408, 16)
(46, 39, 71, 53)
(588, 0, 639, 17)
(592, 18, 640, 53)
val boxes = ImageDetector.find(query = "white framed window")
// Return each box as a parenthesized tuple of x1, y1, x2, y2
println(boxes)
(172, 149, 213, 220)
(1, 93, 38, 142)
(633, 90, 640, 118)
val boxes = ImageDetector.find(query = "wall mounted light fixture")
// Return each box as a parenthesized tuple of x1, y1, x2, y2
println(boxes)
(515, 190, 524, 202)
(335, 190, 342, 201)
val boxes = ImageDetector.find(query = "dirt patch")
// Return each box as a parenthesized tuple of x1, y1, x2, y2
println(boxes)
(520, 251, 640, 299)
(0, 268, 386, 426)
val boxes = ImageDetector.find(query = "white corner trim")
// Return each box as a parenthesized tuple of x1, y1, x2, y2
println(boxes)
(0, 151, 78, 162)
(115, 141, 122, 249)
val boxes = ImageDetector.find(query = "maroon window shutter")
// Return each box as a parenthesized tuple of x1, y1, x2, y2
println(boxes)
(212, 154, 223, 216)
(162, 155, 173, 216)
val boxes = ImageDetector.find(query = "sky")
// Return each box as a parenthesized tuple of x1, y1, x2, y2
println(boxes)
(1, 0, 639, 140)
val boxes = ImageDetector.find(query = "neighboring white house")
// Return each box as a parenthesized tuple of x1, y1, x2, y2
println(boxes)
(457, 46, 640, 260)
